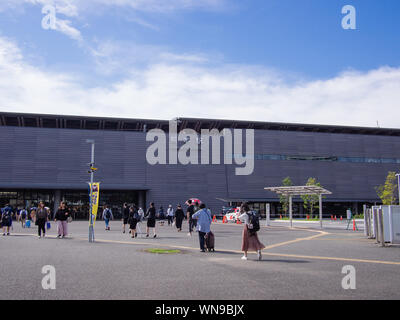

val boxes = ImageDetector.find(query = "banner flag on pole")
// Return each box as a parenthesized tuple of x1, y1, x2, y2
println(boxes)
(88, 182, 100, 226)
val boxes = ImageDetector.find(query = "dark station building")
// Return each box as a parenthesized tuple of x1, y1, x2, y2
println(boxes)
(1, 111, 399, 219)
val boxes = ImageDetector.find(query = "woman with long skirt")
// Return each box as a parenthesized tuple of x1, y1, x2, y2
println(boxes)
(238, 203, 265, 260)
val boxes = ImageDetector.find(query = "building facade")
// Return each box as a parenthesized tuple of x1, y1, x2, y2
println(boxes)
(1, 112, 399, 218)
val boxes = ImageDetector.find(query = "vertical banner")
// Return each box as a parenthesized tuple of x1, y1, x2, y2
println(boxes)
(89, 182, 100, 225)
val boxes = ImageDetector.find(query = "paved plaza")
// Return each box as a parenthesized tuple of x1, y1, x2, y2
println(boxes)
(1, 219, 399, 300)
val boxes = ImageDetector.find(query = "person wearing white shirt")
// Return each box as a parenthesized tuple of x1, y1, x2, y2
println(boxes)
(167, 205, 174, 226)
(237, 203, 265, 261)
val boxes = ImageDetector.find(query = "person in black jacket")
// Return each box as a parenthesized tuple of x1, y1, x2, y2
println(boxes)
(54, 201, 70, 238)
(174, 204, 185, 232)
(36, 201, 48, 238)
(145, 202, 157, 238)
(122, 203, 129, 234)
(128, 205, 140, 238)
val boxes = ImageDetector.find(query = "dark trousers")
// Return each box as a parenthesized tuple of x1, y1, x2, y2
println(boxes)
(189, 219, 197, 232)
(167, 216, 173, 225)
(198, 231, 206, 251)
(37, 220, 46, 236)
(176, 218, 183, 229)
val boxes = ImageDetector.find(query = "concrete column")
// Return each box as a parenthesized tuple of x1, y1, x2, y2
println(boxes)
(138, 190, 146, 211)
(265, 203, 270, 226)
(53, 190, 61, 219)
(289, 195, 293, 228)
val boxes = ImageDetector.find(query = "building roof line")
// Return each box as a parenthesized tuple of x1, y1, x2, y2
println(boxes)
(0, 111, 399, 136)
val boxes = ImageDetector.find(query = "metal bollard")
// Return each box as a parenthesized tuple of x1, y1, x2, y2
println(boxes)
(377, 209, 385, 247)
(373, 208, 379, 242)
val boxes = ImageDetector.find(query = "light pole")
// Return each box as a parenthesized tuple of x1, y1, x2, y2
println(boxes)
(396, 173, 400, 206)
(87, 139, 95, 242)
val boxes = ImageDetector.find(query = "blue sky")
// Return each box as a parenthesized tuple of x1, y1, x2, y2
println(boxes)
(0, 0, 399, 127)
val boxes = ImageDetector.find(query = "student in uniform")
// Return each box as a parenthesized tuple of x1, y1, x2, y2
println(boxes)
(129, 205, 140, 238)
(145, 202, 157, 238)
(122, 203, 130, 234)
(1, 204, 13, 236)
(102, 205, 113, 231)
(174, 204, 185, 232)
(19, 207, 28, 228)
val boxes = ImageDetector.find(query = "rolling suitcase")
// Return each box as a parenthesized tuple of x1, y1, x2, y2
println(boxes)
(205, 231, 215, 252)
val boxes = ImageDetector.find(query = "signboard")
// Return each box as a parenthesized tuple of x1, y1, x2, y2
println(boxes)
(89, 182, 100, 226)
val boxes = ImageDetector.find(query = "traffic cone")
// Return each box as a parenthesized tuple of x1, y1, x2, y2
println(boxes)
(212, 215, 216, 223)
(331, 215, 333, 221)
(353, 219, 356, 231)
(236, 219, 242, 224)
(306, 215, 309, 220)
(340, 216, 343, 221)
(222, 216, 227, 224)
(334, 215, 337, 221)
(280, 215, 282, 220)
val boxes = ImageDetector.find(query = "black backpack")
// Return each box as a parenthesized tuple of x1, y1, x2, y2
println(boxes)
(3, 210, 11, 220)
(105, 209, 111, 219)
(247, 212, 260, 235)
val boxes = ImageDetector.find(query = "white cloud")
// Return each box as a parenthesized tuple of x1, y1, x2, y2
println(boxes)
(54, 18, 82, 41)
(0, 0, 226, 13)
(0, 37, 399, 128)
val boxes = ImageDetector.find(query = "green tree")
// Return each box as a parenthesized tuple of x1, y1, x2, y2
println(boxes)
(301, 177, 322, 216)
(279, 177, 293, 217)
(376, 171, 398, 205)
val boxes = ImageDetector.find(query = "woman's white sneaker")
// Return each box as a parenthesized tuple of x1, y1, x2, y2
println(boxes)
(257, 250, 262, 261)
(241, 255, 248, 260)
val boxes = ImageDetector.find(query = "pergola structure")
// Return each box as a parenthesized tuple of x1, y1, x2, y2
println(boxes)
(264, 186, 332, 228)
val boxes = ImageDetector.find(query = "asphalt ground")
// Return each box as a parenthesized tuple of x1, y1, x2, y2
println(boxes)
(0, 219, 399, 300)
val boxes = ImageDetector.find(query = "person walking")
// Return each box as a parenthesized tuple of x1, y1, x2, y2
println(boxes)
(167, 205, 174, 226)
(19, 207, 28, 228)
(128, 205, 140, 238)
(145, 202, 157, 238)
(174, 204, 185, 232)
(122, 203, 130, 234)
(186, 200, 195, 236)
(102, 205, 113, 231)
(158, 206, 165, 226)
(136, 207, 144, 235)
(36, 202, 49, 238)
(1, 204, 13, 236)
(238, 203, 265, 261)
(192, 203, 212, 252)
(54, 201, 70, 238)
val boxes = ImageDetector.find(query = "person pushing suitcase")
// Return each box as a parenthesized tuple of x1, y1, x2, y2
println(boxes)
(192, 203, 212, 253)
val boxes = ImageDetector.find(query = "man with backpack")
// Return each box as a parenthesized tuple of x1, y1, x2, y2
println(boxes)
(102, 205, 113, 231)
(237, 203, 264, 261)
(19, 207, 28, 228)
(2, 204, 13, 236)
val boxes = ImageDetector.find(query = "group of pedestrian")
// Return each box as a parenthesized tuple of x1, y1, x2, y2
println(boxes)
(2, 198, 265, 261)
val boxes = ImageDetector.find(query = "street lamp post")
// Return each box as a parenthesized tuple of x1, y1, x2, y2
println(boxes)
(396, 173, 400, 206)
(87, 139, 95, 242)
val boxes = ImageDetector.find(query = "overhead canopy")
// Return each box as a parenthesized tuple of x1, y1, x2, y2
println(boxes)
(264, 186, 332, 196)
(264, 186, 332, 229)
